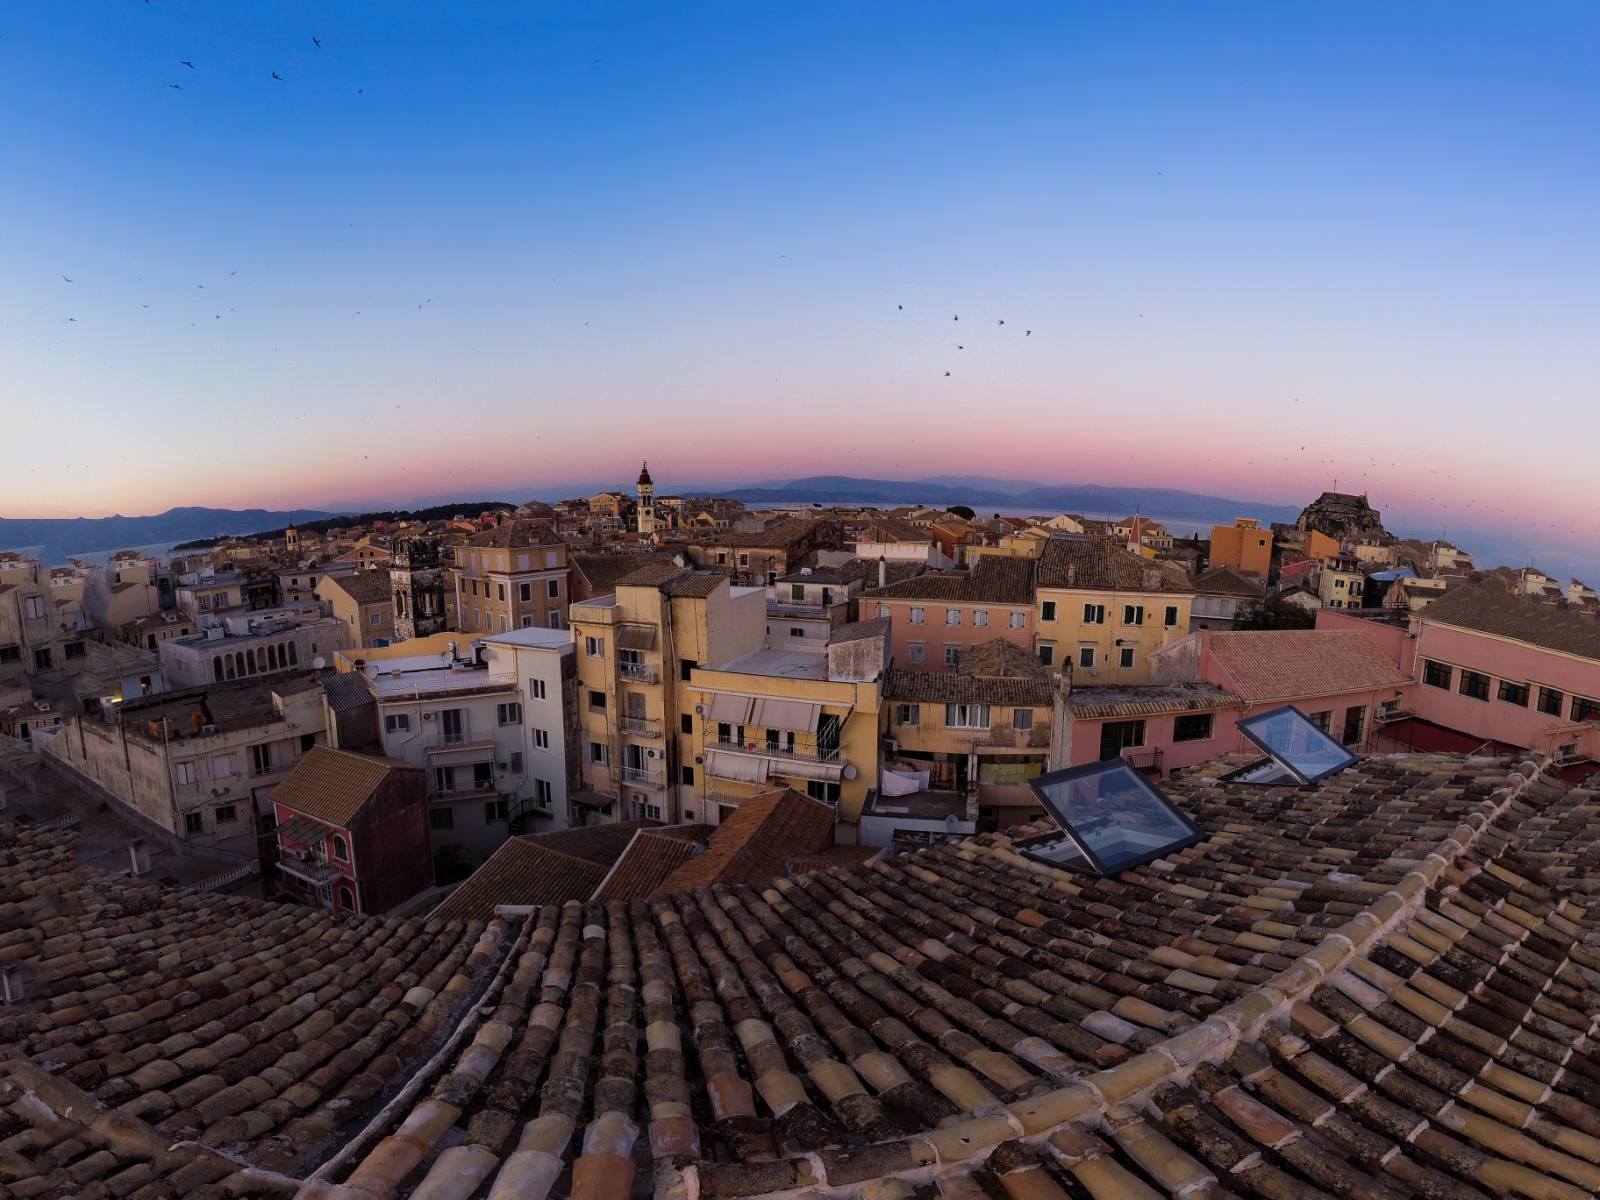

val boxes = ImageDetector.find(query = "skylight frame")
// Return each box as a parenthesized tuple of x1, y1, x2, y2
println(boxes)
(1234, 704, 1357, 785)
(1022, 759, 1207, 876)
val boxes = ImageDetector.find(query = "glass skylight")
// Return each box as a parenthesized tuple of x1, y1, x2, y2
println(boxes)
(1020, 760, 1205, 875)
(1235, 705, 1356, 785)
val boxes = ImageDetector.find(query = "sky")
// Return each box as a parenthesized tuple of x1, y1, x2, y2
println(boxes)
(2, 3, 1597, 572)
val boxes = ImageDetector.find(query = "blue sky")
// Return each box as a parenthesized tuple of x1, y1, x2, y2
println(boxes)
(2, 2, 1597, 574)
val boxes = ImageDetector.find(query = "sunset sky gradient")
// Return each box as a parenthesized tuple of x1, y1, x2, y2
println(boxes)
(2, 2, 1597, 571)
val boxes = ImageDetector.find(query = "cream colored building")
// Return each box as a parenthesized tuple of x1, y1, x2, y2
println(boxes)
(1318, 558, 1367, 610)
(454, 520, 571, 634)
(569, 563, 883, 831)
(1034, 538, 1194, 683)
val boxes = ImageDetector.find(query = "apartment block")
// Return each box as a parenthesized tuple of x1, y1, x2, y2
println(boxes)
(158, 608, 349, 689)
(322, 567, 397, 648)
(1034, 538, 1194, 682)
(453, 520, 571, 634)
(1208, 517, 1273, 577)
(862, 555, 1037, 671)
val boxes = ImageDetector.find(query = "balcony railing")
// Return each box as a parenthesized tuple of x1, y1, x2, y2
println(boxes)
(621, 765, 665, 789)
(709, 737, 841, 764)
(619, 716, 662, 738)
(618, 661, 658, 683)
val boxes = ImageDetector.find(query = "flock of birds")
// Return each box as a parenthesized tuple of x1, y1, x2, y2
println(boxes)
(167, 35, 324, 90)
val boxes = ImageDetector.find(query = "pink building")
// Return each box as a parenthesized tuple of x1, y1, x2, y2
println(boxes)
(862, 555, 1036, 671)
(1062, 628, 1411, 774)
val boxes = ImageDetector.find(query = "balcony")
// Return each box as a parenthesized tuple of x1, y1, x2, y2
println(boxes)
(621, 765, 665, 789)
(619, 715, 662, 738)
(618, 660, 658, 683)
(708, 737, 841, 765)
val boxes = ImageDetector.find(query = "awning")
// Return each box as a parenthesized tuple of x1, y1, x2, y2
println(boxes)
(706, 750, 769, 784)
(426, 739, 496, 765)
(571, 791, 615, 812)
(276, 815, 332, 849)
(772, 757, 844, 783)
(616, 625, 656, 651)
(750, 698, 821, 733)
(706, 694, 753, 724)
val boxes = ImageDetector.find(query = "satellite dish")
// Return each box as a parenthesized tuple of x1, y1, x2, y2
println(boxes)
(842, 762, 857, 781)
(312, 656, 326, 670)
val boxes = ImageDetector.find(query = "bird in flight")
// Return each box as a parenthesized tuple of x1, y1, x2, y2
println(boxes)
(997, 319, 1004, 325)
(61, 275, 73, 283)
(169, 83, 184, 89)
(272, 71, 283, 80)
(180, 59, 194, 68)
(953, 314, 959, 321)
(1025, 330, 1031, 336)
(943, 371, 951, 377)
(897, 304, 902, 310)
(311, 36, 321, 48)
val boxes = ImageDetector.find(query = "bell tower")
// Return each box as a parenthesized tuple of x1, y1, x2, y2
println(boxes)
(636, 461, 655, 535)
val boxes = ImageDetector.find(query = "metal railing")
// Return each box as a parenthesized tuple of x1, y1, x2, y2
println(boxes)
(708, 737, 841, 764)
(619, 716, 661, 738)
(618, 660, 658, 682)
(621, 765, 665, 789)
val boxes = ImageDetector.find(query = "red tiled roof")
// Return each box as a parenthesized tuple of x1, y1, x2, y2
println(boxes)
(590, 825, 712, 902)
(1204, 629, 1409, 702)
(652, 788, 834, 893)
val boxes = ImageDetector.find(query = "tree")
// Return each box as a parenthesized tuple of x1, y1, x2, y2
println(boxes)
(1235, 597, 1317, 630)
(946, 504, 975, 521)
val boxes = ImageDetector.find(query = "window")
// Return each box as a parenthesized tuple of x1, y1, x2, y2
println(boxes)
(1099, 720, 1145, 756)
(1235, 705, 1355, 784)
(440, 709, 464, 744)
(680, 765, 694, 786)
(1041, 601, 1057, 622)
(589, 742, 608, 764)
(215, 803, 237, 824)
(1122, 604, 1144, 626)
(212, 754, 233, 778)
(250, 744, 273, 775)
(1010, 611, 1026, 630)
(1021, 760, 1205, 875)
(789, 627, 805, 638)
(909, 607, 925, 625)
(1422, 660, 1452, 689)
(520, 582, 532, 602)
(1012, 708, 1033, 731)
(1038, 643, 1054, 667)
(634, 797, 663, 820)
(675, 713, 690, 736)
(1164, 606, 1179, 627)
(497, 583, 507, 602)
(944, 645, 960, 667)
(896, 703, 920, 725)
(1497, 680, 1530, 706)
(1573, 696, 1600, 723)
(588, 690, 606, 711)
(586, 636, 605, 657)
(429, 807, 454, 830)
(973, 609, 988, 627)
(1307, 710, 1333, 734)
(1083, 603, 1105, 625)
(509, 751, 523, 773)
(24, 595, 46, 620)
(385, 713, 411, 734)
(534, 728, 550, 750)
(1173, 713, 1213, 743)
(485, 799, 509, 823)
(945, 703, 990, 729)
(876, 602, 890, 619)
(497, 702, 522, 725)
(1537, 687, 1564, 716)
(945, 609, 961, 626)
(0, 645, 18, 665)
(547, 579, 560, 599)
(535, 779, 553, 808)
(64, 641, 86, 660)
(807, 780, 842, 805)
(530, 678, 546, 701)
(174, 760, 197, 785)
(32, 648, 51, 671)
(331, 834, 348, 860)
(1335, 579, 1346, 590)
(433, 765, 457, 793)
(548, 611, 562, 629)
(1118, 647, 1135, 670)
(680, 658, 696, 681)
(472, 762, 494, 790)
(1458, 671, 1490, 702)
(1342, 705, 1366, 746)
(369, 611, 382, 626)
(184, 811, 204, 835)
(545, 550, 559, 568)
(907, 642, 925, 666)
(339, 885, 356, 910)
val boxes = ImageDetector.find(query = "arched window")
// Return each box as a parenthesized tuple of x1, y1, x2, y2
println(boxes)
(213, 656, 224, 682)
(246, 649, 256, 675)
(234, 651, 245, 678)
(331, 834, 348, 861)
(265, 644, 277, 670)
(225, 655, 237, 680)
(288, 642, 299, 665)
(338, 885, 354, 911)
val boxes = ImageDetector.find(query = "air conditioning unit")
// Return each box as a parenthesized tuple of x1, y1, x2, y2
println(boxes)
(496, 761, 507, 770)
(422, 712, 435, 721)
(647, 748, 658, 758)
(201, 724, 218, 735)
(694, 704, 705, 715)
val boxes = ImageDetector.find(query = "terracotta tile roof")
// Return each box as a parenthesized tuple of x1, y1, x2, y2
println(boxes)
(653, 787, 834, 893)
(268, 745, 415, 827)
(1421, 582, 1600, 660)
(855, 516, 930, 543)
(685, 517, 831, 549)
(615, 560, 692, 588)
(886, 637, 1056, 705)
(835, 555, 927, 585)
(590, 825, 712, 902)
(662, 572, 727, 598)
(572, 552, 680, 595)
(1068, 680, 1245, 718)
(321, 566, 393, 604)
(959, 635, 1049, 680)
(828, 615, 889, 644)
(786, 843, 884, 875)
(1205, 628, 1411, 702)
(864, 554, 1037, 604)
(1194, 564, 1267, 596)
(464, 518, 561, 548)
(1038, 536, 1194, 593)
(430, 838, 609, 922)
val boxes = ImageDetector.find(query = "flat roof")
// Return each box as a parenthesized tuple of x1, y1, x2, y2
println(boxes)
(480, 626, 575, 651)
(363, 655, 518, 698)
(711, 646, 828, 680)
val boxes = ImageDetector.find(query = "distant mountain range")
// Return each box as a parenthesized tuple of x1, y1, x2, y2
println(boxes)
(0, 507, 341, 563)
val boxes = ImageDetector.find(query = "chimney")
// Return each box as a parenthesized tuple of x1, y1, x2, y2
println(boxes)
(878, 556, 887, 588)
(129, 838, 152, 875)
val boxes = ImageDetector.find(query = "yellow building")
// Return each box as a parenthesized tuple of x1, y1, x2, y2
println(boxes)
(322, 568, 397, 648)
(1208, 517, 1273, 578)
(1318, 557, 1367, 610)
(568, 562, 883, 830)
(1035, 538, 1194, 683)
(454, 519, 571, 634)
